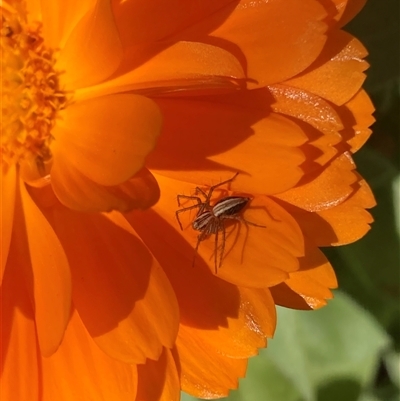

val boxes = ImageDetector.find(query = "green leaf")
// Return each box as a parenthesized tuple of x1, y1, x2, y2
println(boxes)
(268, 293, 389, 399)
(384, 350, 400, 388)
(358, 392, 385, 401)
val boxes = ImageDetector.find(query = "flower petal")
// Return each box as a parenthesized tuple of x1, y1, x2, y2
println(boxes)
(286, 30, 368, 105)
(270, 282, 312, 310)
(205, 116, 306, 194)
(119, 210, 278, 359)
(75, 41, 246, 101)
(52, 160, 160, 212)
(312, 178, 375, 245)
(286, 256, 337, 306)
(276, 178, 375, 246)
(46, 207, 179, 364)
(177, 324, 248, 398)
(177, 288, 275, 360)
(268, 84, 346, 167)
(271, 245, 337, 310)
(112, 0, 235, 47)
(1, 166, 16, 283)
(1, 249, 39, 400)
(148, 91, 307, 194)
(52, 94, 162, 186)
(268, 84, 344, 134)
(25, 0, 41, 23)
(136, 348, 180, 401)
(56, 0, 123, 89)
(333, 0, 367, 27)
(129, 175, 304, 287)
(336, 89, 375, 153)
(41, 310, 138, 400)
(178, 0, 328, 87)
(197, 195, 304, 286)
(40, 0, 96, 48)
(19, 181, 72, 357)
(276, 152, 359, 212)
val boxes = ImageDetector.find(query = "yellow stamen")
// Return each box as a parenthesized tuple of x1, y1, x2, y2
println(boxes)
(1, 1, 67, 176)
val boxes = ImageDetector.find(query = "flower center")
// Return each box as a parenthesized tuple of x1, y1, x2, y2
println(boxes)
(1, 1, 67, 175)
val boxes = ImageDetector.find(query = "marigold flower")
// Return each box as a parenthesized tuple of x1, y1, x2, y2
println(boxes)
(1, 0, 374, 400)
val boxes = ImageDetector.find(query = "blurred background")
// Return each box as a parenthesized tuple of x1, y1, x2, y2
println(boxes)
(183, 1, 400, 400)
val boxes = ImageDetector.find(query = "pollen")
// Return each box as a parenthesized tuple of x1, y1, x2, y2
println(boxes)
(1, 1, 67, 175)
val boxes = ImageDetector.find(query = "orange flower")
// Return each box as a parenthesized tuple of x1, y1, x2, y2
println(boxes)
(1, 0, 374, 400)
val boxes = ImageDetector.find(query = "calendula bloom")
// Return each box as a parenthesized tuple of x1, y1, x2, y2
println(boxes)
(1, 0, 374, 400)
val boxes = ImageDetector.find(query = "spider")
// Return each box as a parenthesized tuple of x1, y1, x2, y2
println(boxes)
(175, 173, 265, 273)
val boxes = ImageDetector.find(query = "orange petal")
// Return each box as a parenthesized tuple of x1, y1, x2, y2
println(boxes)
(269, 84, 344, 134)
(267, 84, 349, 167)
(40, 0, 96, 48)
(41, 310, 138, 400)
(276, 152, 358, 212)
(127, 205, 279, 357)
(112, 0, 235, 47)
(179, 0, 328, 87)
(277, 178, 375, 246)
(200, 195, 304, 286)
(56, 0, 123, 89)
(333, 0, 367, 27)
(313, 178, 375, 245)
(52, 161, 160, 212)
(46, 207, 179, 364)
(285, 247, 337, 308)
(125, 210, 242, 325)
(335, 89, 375, 153)
(270, 245, 338, 310)
(148, 92, 307, 194)
(270, 282, 312, 310)
(1, 248, 39, 400)
(130, 175, 304, 287)
(136, 348, 180, 401)
(286, 30, 368, 106)
(18, 181, 71, 357)
(52, 94, 162, 187)
(176, 288, 275, 360)
(127, 207, 277, 349)
(1, 166, 16, 283)
(75, 41, 245, 101)
(25, 0, 41, 23)
(177, 324, 248, 399)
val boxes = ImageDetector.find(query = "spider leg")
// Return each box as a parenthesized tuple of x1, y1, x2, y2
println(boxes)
(195, 187, 208, 198)
(193, 227, 209, 267)
(240, 217, 266, 228)
(175, 203, 203, 230)
(216, 220, 227, 271)
(223, 215, 266, 228)
(221, 221, 227, 269)
(214, 224, 219, 274)
(208, 219, 225, 273)
(205, 172, 239, 204)
(177, 194, 202, 207)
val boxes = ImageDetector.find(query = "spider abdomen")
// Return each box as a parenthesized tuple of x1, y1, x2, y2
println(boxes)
(212, 196, 250, 217)
(192, 210, 214, 231)
(192, 196, 250, 232)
